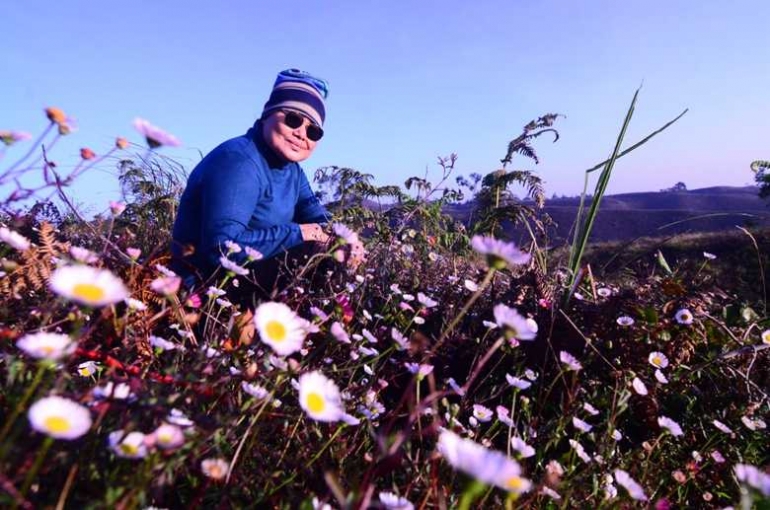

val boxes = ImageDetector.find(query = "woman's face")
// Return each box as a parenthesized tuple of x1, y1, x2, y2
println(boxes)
(262, 110, 318, 163)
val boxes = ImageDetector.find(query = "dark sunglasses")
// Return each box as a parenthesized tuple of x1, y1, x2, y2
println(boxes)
(282, 111, 324, 142)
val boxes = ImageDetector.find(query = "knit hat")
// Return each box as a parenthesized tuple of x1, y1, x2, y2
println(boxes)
(261, 69, 328, 127)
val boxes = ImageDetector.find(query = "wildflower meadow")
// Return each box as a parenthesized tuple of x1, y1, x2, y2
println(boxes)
(0, 94, 768, 509)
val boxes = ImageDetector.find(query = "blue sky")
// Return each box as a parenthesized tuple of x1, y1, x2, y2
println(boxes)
(2, 0, 769, 213)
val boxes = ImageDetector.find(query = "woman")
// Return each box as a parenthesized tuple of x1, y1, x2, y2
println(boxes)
(171, 69, 364, 299)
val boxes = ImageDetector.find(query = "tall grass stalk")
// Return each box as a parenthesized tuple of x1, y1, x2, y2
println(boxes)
(562, 93, 688, 305)
(564, 91, 688, 306)
(566, 88, 639, 305)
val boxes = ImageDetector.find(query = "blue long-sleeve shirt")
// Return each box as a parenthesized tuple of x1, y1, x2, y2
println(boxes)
(171, 120, 330, 282)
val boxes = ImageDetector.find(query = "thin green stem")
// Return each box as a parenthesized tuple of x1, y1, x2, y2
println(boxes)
(18, 436, 54, 504)
(0, 363, 49, 449)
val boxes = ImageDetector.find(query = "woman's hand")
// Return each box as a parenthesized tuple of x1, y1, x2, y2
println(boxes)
(299, 223, 331, 243)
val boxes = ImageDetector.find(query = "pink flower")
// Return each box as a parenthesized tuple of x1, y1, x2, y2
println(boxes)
(150, 275, 181, 296)
(559, 351, 582, 371)
(132, 117, 181, 148)
(330, 321, 351, 344)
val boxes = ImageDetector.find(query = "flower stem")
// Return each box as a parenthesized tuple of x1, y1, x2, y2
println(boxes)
(430, 268, 496, 356)
(0, 363, 49, 449)
(18, 436, 54, 504)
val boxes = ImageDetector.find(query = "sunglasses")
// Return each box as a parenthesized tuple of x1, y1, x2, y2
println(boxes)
(282, 111, 324, 142)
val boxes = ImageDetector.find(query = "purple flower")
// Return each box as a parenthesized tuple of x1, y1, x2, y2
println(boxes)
(0, 130, 32, 146)
(471, 235, 531, 269)
(132, 117, 181, 148)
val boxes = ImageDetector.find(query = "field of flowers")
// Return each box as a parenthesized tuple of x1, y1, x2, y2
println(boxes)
(0, 105, 768, 509)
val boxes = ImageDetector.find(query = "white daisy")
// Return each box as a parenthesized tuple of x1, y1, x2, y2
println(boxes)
(108, 430, 148, 459)
(506, 374, 531, 390)
(559, 351, 582, 371)
(583, 402, 600, 416)
(244, 246, 263, 261)
(241, 382, 270, 399)
(675, 308, 694, 325)
(330, 321, 351, 344)
(0, 226, 31, 251)
(125, 297, 147, 311)
(391, 328, 409, 350)
(378, 492, 414, 510)
(17, 332, 76, 361)
(658, 416, 684, 436)
(510, 436, 535, 458)
(493, 304, 537, 341)
(616, 316, 635, 327)
(201, 458, 229, 480)
(472, 404, 493, 423)
(471, 236, 531, 269)
(648, 351, 669, 368)
(614, 469, 647, 501)
(761, 329, 770, 345)
(69, 246, 99, 264)
(253, 301, 306, 356)
(734, 464, 770, 496)
(151, 423, 184, 450)
(77, 361, 98, 377)
(150, 275, 181, 296)
(167, 409, 194, 427)
(50, 265, 129, 307)
(332, 223, 359, 245)
(417, 292, 438, 308)
(573, 416, 593, 432)
(149, 335, 180, 352)
(597, 287, 612, 298)
(298, 371, 346, 423)
(611, 429, 623, 441)
(464, 279, 479, 292)
(437, 429, 531, 494)
(568, 439, 591, 463)
(219, 256, 248, 276)
(93, 381, 134, 401)
(632, 377, 648, 395)
(703, 251, 716, 260)
(28, 396, 91, 440)
(741, 415, 767, 431)
(712, 419, 733, 434)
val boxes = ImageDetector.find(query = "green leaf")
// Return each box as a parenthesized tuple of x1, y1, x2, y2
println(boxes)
(656, 250, 673, 275)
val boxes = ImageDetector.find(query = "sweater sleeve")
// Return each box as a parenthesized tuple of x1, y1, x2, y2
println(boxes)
(199, 150, 304, 267)
(293, 168, 332, 225)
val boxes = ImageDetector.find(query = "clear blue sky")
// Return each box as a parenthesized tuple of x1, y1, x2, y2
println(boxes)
(2, 0, 769, 213)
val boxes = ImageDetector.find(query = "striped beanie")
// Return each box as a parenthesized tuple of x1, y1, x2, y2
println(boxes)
(261, 69, 328, 127)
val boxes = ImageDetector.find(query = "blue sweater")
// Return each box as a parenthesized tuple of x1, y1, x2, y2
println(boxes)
(171, 121, 331, 282)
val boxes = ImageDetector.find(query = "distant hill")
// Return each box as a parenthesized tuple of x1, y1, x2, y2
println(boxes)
(443, 186, 770, 243)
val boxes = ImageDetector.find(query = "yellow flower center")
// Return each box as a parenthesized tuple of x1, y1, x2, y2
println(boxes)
(506, 476, 525, 491)
(41, 345, 55, 355)
(306, 392, 326, 414)
(44, 416, 71, 433)
(653, 356, 662, 366)
(265, 321, 286, 342)
(158, 432, 172, 444)
(72, 283, 105, 303)
(208, 465, 224, 478)
(120, 443, 139, 456)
